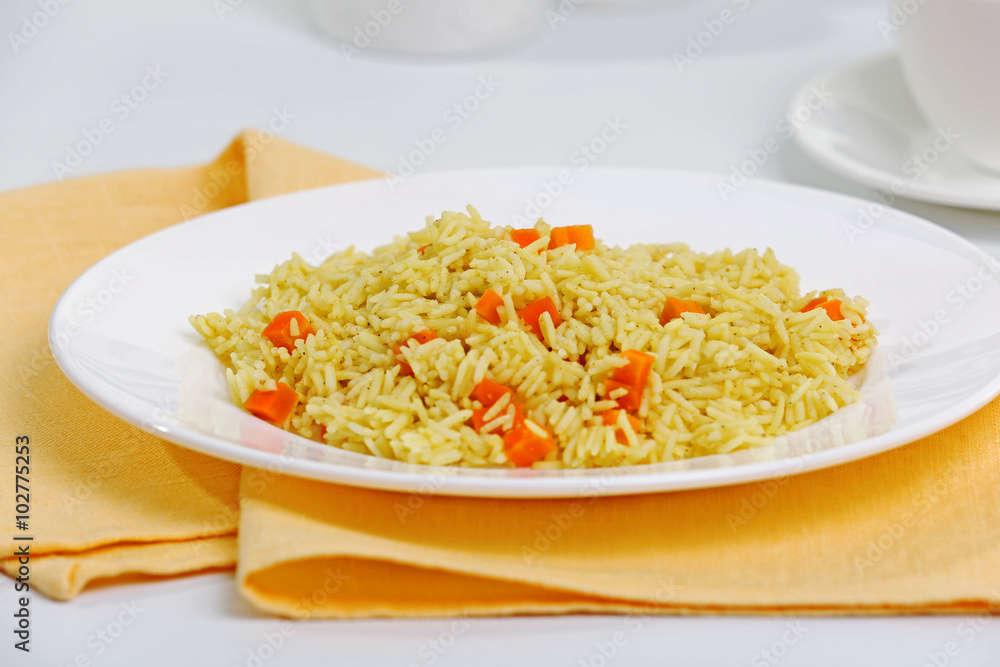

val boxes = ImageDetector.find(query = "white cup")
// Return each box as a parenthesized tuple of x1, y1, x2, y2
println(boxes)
(893, 0, 1000, 173)
(308, 0, 551, 56)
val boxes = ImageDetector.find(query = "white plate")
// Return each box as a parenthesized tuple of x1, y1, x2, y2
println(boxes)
(791, 52, 1000, 210)
(50, 168, 1000, 497)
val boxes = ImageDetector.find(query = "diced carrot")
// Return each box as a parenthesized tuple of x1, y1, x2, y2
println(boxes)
(472, 406, 489, 430)
(392, 329, 439, 376)
(602, 409, 641, 430)
(472, 401, 524, 433)
(568, 225, 594, 250)
(605, 378, 643, 412)
(395, 357, 414, 377)
(472, 378, 512, 407)
(262, 311, 315, 352)
(602, 409, 641, 444)
(470, 379, 527, 434)
(601, 410, 621, 426)
(510, 228, 541, 249)
(819, 299, 843, 320)
(503, 420, 555, 467)
(548, 225, 594, 251)
(604, 350, 655, 412)
(475, 290, 505, 325)
(660, 297, 705, 325)
(244, 382, 299, 423)
(801, 297, 827, 312)
(611, 350, 655, 389)
(802, 297, 844, 321)
(548, 227, 571, 249)
(410, 329, 438, 345)
(517, 296, 563, 340)
(509, 402, 525, 431)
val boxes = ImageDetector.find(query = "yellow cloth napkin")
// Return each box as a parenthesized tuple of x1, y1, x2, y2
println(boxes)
(0, 132, 378, 599)
(4, 132, 1000, 616)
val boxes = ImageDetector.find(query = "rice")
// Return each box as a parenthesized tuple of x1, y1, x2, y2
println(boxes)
(189, 206, 877, 469)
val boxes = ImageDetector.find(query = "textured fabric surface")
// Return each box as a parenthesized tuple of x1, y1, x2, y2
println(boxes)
(0, 132, 378, 599)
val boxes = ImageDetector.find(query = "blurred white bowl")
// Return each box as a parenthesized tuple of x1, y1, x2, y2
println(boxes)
(308, 0, 552, 55)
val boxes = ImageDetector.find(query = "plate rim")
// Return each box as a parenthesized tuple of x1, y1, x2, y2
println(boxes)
(48, 166, 1000, 497)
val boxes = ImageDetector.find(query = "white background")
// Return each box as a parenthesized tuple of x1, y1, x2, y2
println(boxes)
(3, 0, 1000, 665)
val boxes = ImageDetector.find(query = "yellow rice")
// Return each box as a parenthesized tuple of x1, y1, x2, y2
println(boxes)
(189, 206, 877, 469)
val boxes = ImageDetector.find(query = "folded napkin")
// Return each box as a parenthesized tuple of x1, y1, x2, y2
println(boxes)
(0, 132, 378, 599)
(3, 131, 1000, 616)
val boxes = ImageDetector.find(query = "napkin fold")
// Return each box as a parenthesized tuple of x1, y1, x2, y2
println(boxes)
(3, 131, 1000, 616)
(0, 132, 377, 599)
(238, 406, 1000, 617)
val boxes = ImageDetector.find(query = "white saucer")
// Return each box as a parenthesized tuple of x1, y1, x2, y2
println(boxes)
(791, 52, 1000, 210)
